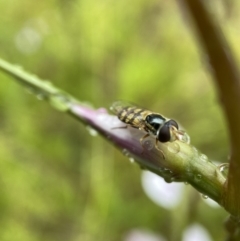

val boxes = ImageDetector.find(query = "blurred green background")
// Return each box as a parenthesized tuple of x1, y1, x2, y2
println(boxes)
(0, 0, 239, 240)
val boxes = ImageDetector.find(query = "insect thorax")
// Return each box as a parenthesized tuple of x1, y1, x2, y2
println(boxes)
(145, 114, 166, 134)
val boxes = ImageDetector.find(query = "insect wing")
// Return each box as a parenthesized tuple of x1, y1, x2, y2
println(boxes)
(110, 101, 133, 114)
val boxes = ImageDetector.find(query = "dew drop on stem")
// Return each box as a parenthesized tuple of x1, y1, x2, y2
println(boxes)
(121, 149, 135, 163)
(26, 86, 48, 100)
(164, 177, 173, 183)
(37, 92, 48, 100)
(143, 140, 154, 151)
(129, 157, 135, 163)
(86, 126, 98, 137)
(122, 149, 130, 156)
(50, 93, 72, 111)
(180, 132, 191, 144)
(202, 194, 208, 199)
(218, 163, 229, 176)
(194, 174, 202, 182)
(200, 154, 208, 162)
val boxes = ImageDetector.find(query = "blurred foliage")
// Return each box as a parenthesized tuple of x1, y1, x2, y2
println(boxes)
(0, 0, 239, 240)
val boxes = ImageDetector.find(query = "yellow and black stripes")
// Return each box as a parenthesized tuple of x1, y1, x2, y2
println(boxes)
(118, 106, 145, 127)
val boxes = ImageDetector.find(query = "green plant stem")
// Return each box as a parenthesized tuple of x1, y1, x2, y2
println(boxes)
(182, 0, 240, 220)
(0, 58, 228, 213)
(0, 58, 79, 113)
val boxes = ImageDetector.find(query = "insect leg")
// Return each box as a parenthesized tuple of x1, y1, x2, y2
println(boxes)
(111, 125, 128, 130)
(140, 133, 150, 145)
(139, 133, 150, 154)
(170, 126, 185, 141)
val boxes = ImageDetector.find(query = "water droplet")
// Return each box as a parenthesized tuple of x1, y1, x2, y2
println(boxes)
(129, 157, 135, 163)
(184, 182, 189, 185)
(163, 168, 173, 175)
(164, 177, 173, 183)
(185, 167, 194, 178)
(26, 86, 48, 100)
(167, 142, 180, 154)
(86, 126, 98, 136)
(37, 93, 47, 100)
(180, 132, 191, 144)
(162, 169, 175, 182)
(50, 94, 72, 111)
(200, 154, 208, 162)
(143, 140, 154, 150)
(170, 176, 179, 182)
(219, 163, 228, 172)
(202, 194, 208, 199)
(218, 163, 229, 176)
(162, 170, 174, 183)
(122, 148, 130, 156)
(195, 174, 202, 182)
(121, 149, 135, 163)
(57, 94, 71, 103)
(157, 168, 164, 175)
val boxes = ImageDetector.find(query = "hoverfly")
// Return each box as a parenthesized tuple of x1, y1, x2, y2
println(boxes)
(111, 101, 184, 156)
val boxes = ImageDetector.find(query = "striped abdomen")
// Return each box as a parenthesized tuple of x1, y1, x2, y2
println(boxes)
(117, 106, 149, 128)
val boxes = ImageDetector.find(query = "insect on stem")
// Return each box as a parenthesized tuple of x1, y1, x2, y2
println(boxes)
(110, 101, 186, 159)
